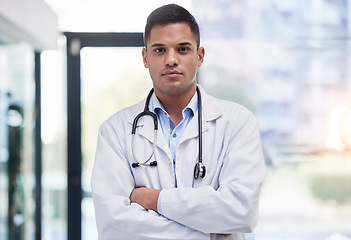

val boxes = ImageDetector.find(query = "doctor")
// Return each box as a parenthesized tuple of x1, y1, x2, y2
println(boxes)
(91, 4, 265, 240)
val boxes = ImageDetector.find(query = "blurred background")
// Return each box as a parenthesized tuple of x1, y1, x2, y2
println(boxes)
(1, 0, 351, 240)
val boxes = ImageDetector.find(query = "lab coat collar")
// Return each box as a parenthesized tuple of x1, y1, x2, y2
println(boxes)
(197, 85, 223, 122)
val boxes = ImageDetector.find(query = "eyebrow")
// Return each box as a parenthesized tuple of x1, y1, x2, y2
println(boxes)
(150, 42, 193, 48)
(179, 42, 192, 46)
(150, 43, 164, 48)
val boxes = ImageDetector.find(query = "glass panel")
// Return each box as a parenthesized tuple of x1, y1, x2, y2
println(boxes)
(45, 0, 191, 32)
(41, 36, 67, 240)
(0, 43, 36, 240)
(80, 47, 152, 240)
(193, 0, 351, 239)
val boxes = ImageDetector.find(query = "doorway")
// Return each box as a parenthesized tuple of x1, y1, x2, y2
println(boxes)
(64, 32, 152, 240)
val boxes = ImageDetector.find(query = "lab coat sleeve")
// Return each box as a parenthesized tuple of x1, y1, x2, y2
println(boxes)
(160, 109, 266, 234)
(91, 120, 209, 240)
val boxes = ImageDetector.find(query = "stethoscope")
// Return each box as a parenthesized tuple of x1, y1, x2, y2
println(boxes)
(131, 86, 206, 179)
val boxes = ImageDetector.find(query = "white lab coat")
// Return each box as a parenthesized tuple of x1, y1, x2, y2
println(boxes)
(91, 86, 265, 240)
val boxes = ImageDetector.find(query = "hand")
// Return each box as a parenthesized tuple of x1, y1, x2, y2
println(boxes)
(129, 187, 161, 212)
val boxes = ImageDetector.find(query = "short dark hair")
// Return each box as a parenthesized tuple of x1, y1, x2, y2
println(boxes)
(144, 4, 200, 48)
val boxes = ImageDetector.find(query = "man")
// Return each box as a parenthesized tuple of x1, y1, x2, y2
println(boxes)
(91, 4, 265, 240)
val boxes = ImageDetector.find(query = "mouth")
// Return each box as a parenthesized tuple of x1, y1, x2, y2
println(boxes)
(162, 69, 182, 77)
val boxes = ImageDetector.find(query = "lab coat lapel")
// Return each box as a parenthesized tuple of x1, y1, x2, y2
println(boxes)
(179, 86, 222, 144)
(179, 111, 207, 142)
(177, 86, 222, 188)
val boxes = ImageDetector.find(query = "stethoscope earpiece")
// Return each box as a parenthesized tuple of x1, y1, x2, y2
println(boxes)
(132, 163, 139, 168)
(132, 161, 157, 168)
(149, 161, 157, 166)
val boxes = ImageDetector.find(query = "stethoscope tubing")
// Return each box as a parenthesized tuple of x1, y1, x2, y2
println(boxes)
(131, 130, 157, 167)
(197, 86, 203, 165)
(131, 89, 158, 167)
(194, 86, 205, 179)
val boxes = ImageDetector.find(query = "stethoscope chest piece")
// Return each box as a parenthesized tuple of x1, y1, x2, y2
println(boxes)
(194, 162, 206, 179)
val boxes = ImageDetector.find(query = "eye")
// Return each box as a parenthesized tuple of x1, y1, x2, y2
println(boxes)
(179, 47, 190, 52)
(154, 48, 165, 53)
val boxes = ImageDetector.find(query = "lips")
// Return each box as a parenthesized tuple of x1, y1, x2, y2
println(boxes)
(162, 69, 182, 76)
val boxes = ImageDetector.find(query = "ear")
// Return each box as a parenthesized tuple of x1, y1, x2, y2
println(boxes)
(142, 47, 149, 68)
(197, 47, 205, 67)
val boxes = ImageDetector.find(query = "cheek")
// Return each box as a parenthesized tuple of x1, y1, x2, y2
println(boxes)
(189, 58, 199, 73)
(146, 57, 158, 69)
(146, 63, 159, 79)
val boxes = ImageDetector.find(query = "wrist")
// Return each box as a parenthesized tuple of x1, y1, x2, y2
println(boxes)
(149, 189, 161, 212)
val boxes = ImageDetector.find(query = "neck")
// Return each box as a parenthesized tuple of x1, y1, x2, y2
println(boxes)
(155, 86, 196, 126)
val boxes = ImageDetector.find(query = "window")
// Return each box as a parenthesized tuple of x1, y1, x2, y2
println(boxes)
(0, 43, 36, 240)
(193, 0, 351, 239)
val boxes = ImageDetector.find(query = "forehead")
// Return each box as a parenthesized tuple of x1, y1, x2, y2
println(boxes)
(147, 22, 196, 46)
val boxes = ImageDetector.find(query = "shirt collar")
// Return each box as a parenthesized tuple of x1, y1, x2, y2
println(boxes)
(151, 91, 198, 117)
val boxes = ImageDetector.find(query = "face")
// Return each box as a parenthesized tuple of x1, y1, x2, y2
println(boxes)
(142, 22, 205, 98)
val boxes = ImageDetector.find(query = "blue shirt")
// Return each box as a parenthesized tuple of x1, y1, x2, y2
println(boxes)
(151, 91, 198, 214)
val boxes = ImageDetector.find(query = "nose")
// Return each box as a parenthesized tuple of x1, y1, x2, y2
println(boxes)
(165, 49, 179, 66)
